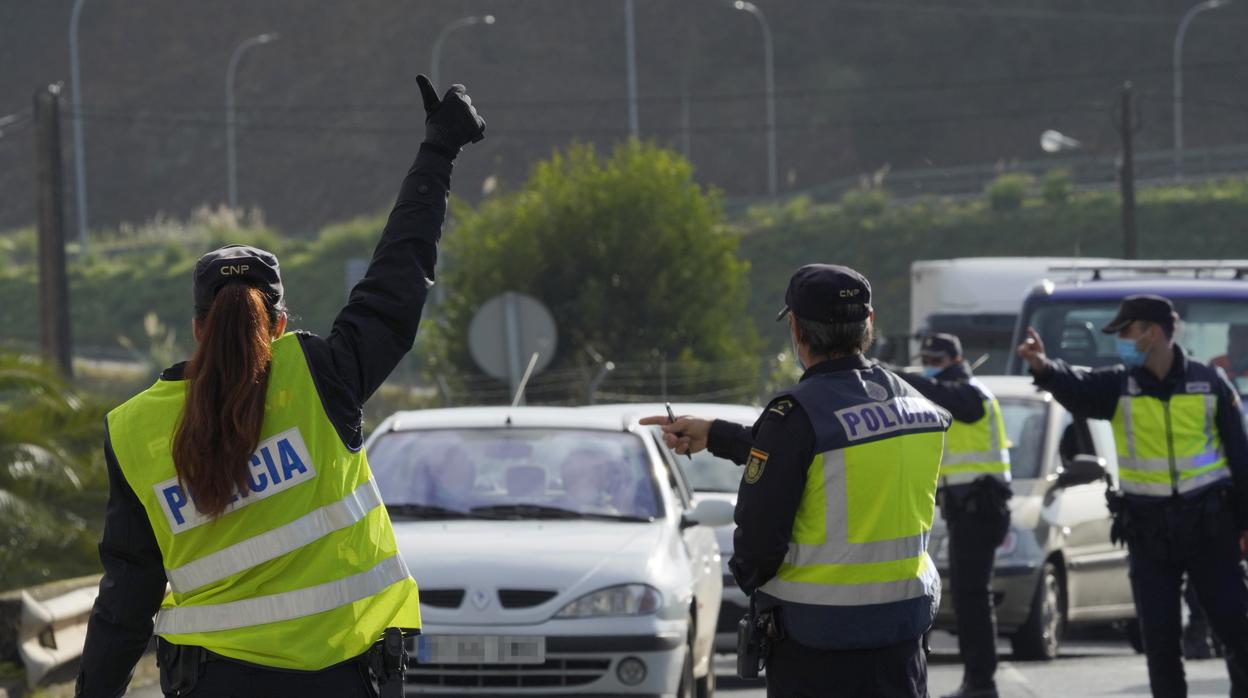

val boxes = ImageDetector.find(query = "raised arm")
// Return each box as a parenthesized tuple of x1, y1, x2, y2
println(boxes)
(1017, 326, 1121, 420)
(322, 76, 485, 406)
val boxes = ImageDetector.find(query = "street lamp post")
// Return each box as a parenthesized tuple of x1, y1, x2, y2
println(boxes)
(1039, 82, 1139, 259)
(625, 0, 639, 138)
(1173, 0, 1231, 180)
(68, 0, 89, 250)
(431, 14, 495, 89)
(225, 32, 279, 212)
(732, 1, 777, 197)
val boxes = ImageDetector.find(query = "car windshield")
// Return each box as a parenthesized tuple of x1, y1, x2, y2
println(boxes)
(680, 451, 742, 493)
(1019, 298, 1248, 393)
(367, 428, 661, 521)
(999, 397, 1049, 480)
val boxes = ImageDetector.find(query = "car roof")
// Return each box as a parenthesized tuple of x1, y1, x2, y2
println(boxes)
(382, 406, 636, 433)
(974, 375, 1053, 402)
(581, 402, 761, 423)
(1030, 278, 1248, 302)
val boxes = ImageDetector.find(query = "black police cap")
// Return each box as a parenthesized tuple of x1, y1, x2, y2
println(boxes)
(192, 244, 283, 313)
(776, 264, 872, 324)
(1101, 294, 1177, 334)
(919, 333, 962, 359)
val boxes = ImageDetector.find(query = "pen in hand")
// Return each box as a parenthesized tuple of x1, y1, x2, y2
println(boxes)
(666, 402, 693, 461)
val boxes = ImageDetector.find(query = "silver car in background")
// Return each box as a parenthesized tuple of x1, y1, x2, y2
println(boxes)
(582, 403, 762, 651)
(927, 376, 1135, 660)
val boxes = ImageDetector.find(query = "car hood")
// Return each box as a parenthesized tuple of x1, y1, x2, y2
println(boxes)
(393, 519, 672, 625)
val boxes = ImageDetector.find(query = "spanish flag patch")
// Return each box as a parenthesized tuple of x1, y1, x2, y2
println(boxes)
(745, 448, 769, 484)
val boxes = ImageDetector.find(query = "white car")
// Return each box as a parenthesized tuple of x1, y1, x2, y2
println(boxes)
(364, 407, 732, 697)
(581, 403, 762, 651)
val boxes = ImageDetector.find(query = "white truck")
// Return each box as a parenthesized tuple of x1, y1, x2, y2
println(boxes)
(910, 258, 1115, 374)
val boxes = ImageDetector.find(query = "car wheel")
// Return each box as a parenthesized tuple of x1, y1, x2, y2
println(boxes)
(696, 656, 715, 698)
(1011, 560, 1065, 661)
(1124, 618, 1145, 654)
(678, 615, 696, 698)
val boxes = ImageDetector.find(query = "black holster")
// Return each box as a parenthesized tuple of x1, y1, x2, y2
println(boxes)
(156, 639, 205, 697)
(736, 599, 783, 679)
(368, 627, 411, 698)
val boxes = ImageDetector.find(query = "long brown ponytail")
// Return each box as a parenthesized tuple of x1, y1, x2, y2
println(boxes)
(172, 283, 278, 519)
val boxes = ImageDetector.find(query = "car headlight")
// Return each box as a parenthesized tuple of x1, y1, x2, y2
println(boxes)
(554, 584, 662, 619)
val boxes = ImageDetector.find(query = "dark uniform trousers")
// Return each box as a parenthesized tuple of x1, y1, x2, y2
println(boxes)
(944, 482, 1011, 689)
(766, 635, 928, 698)
(1126, 489, 1248, 698)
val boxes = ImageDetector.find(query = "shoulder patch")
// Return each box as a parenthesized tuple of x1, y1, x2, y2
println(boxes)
(766, 398, 794, 419)
(744, 448, 769, 484)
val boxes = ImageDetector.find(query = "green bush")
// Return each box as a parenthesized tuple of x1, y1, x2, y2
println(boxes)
(1042, 169, 1074, 206)
(985, 172, 1034, 212)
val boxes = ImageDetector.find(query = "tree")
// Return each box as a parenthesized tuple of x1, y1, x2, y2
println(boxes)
(0, 355, 107, 590)
(435, 141, 760, 403)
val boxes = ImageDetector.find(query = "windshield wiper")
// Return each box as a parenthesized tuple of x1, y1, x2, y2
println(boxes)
(386, 503, 476, 520)
(468, 504, 652, 523)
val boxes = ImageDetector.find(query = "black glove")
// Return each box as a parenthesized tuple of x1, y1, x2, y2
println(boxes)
(416, 74, 485, 160)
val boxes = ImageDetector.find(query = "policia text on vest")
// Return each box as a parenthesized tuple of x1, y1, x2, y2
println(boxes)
(645, 263, 953, 698)
(1019, 296, 1248, 698)
(74, 75, 486, 698)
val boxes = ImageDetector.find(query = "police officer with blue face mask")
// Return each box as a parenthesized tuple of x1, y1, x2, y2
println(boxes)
(897, 334, 1011, 698)
(1018, 294, 1248, 698)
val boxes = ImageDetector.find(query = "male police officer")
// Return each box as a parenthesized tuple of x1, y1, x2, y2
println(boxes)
(1017, 294, 1248, 698)
(646, 264, 951, 697)
(897, 333, 1011, 698)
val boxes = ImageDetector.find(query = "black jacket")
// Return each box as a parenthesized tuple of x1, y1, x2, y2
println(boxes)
(75, 145, 454, 698)
(1032, 345, 1248, 528)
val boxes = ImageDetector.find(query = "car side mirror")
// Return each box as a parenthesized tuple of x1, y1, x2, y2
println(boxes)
(681, 498, 734, 529)
(1056, 454, 1107, 489)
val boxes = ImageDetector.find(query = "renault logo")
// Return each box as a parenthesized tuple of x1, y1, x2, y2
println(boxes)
(470, 589, 491, 610)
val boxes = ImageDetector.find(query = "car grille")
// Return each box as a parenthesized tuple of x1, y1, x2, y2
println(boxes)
(497, 589, 558, 608)
(407, 658, 610, 689)
(421, 589, 465, 609)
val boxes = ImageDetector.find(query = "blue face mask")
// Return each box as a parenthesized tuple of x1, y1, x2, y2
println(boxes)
(790, 335, 806, 371)
(1116, 337, 1149, 367)
(922, 366, 942, 379)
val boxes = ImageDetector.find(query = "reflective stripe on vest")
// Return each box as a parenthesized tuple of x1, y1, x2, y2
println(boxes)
(107, 333, 421, 670)
(759, 428, 943, 607)
(941, 395, 1010, 487)
(166, 478, 384, 593)
(1112, 393, 1229, 497)
(155, 554, 411, 635)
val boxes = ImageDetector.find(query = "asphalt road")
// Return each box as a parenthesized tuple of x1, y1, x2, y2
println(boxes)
(121, 631, 1233, 697)
(716, 630, 1233, 697)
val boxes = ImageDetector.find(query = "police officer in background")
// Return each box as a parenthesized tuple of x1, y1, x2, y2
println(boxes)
(1017, 294, 1248, 698)
(75, 75, 485, 698)
(896, 333, 1011, 698)
(645, 264, 951, 697)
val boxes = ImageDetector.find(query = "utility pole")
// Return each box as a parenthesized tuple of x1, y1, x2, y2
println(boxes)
(1119, 82, 1138, 260)
(34, 85, 73, 377)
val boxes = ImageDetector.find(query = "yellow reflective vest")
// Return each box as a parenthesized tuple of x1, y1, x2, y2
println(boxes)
(1111, 373, 1229, 498)
(107, 333, 421, 670)
(941, 379, 1011, 487)
(757, 366, 950, 649)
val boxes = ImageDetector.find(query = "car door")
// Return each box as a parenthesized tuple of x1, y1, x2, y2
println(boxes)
(1043, 416, 1132, 621)
(648, 430, 721, 664)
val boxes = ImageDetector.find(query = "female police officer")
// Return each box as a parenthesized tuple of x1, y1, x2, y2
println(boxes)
(74, 75, 484, 698)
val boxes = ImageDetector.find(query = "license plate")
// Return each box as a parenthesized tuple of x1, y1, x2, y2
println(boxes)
(416, 635, 546, 665)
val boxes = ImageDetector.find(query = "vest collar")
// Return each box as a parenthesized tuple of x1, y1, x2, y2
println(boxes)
(160, 361, 189, 381)
(801, 354, 872, 381)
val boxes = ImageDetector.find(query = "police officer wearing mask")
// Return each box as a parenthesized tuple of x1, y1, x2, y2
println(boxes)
(75, 75, 485, 698)
(1017, 294, 1248, 698)
(645, 264, 951, 697)
(897, 334, 1011, 698)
